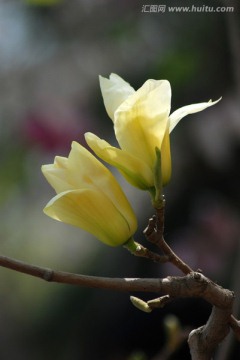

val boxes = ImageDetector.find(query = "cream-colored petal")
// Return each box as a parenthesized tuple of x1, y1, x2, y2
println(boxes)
(54, 156, 68, 169)
(85, 132, 153, 189)
(43, 189, 137, 246)
(68, 141, 134, 211)
(41, 142, 116, 194)
(169, 98, 221, 133)
(115, 79, 171, 119)
(41, 164, 72, 194)
(99, 73, 135, 121)
(43, 140, 136, 226)
(114, 80, 171, 167)
(67, 141, 111, 190)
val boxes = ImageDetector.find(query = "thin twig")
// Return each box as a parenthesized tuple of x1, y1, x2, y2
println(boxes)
(144, 198, 194, 274)
(144, 214, 193, 274)
(124, 239, 169, 264)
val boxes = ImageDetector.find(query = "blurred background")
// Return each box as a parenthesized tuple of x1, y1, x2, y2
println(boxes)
(0, 0, 239, 359)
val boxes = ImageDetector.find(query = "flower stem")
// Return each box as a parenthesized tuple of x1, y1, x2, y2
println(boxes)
(144, 201, 193, 275)
(123, 237, 168, 264)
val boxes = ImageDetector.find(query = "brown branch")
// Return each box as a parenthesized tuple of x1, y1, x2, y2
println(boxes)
(216, 236, 240, 359)
(0, 254, 237, 359)
(188, 306, 233, 360)
(185, 274, 234, 360)
(143, 196, 239, 359)
(144, 197, 193, 274)
(0, 255, 161, 292)
(144, 214, 193, 275)
(0, 255, 233, 306)
(229, 315, 240, 341)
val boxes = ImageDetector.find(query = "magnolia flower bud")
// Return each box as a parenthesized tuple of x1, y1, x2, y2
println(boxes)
(42, 142, 137, 246)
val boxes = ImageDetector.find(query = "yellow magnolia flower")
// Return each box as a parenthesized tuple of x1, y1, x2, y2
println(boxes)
(85, 73, 220, 192)
(42, 141, 137, 246)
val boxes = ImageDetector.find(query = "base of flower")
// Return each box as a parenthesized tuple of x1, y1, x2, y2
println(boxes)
(123, 237, 141, 252)
(123, 237, 168, 263)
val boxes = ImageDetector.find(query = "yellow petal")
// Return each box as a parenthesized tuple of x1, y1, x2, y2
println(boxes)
(99, 73, 135, 121)
(116, 79, 171, 119)
(85, 132, 153, 189)
(66, 141, 112, 189)
(42, 141, 136, 229)
(114, 80, 171, 167)
(68, 142, 138, 220)
(169, 98, 221, 133)
(43, 189, 137, 246)
(54, 156, 68, 169)
(41, 156, 72, 194)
